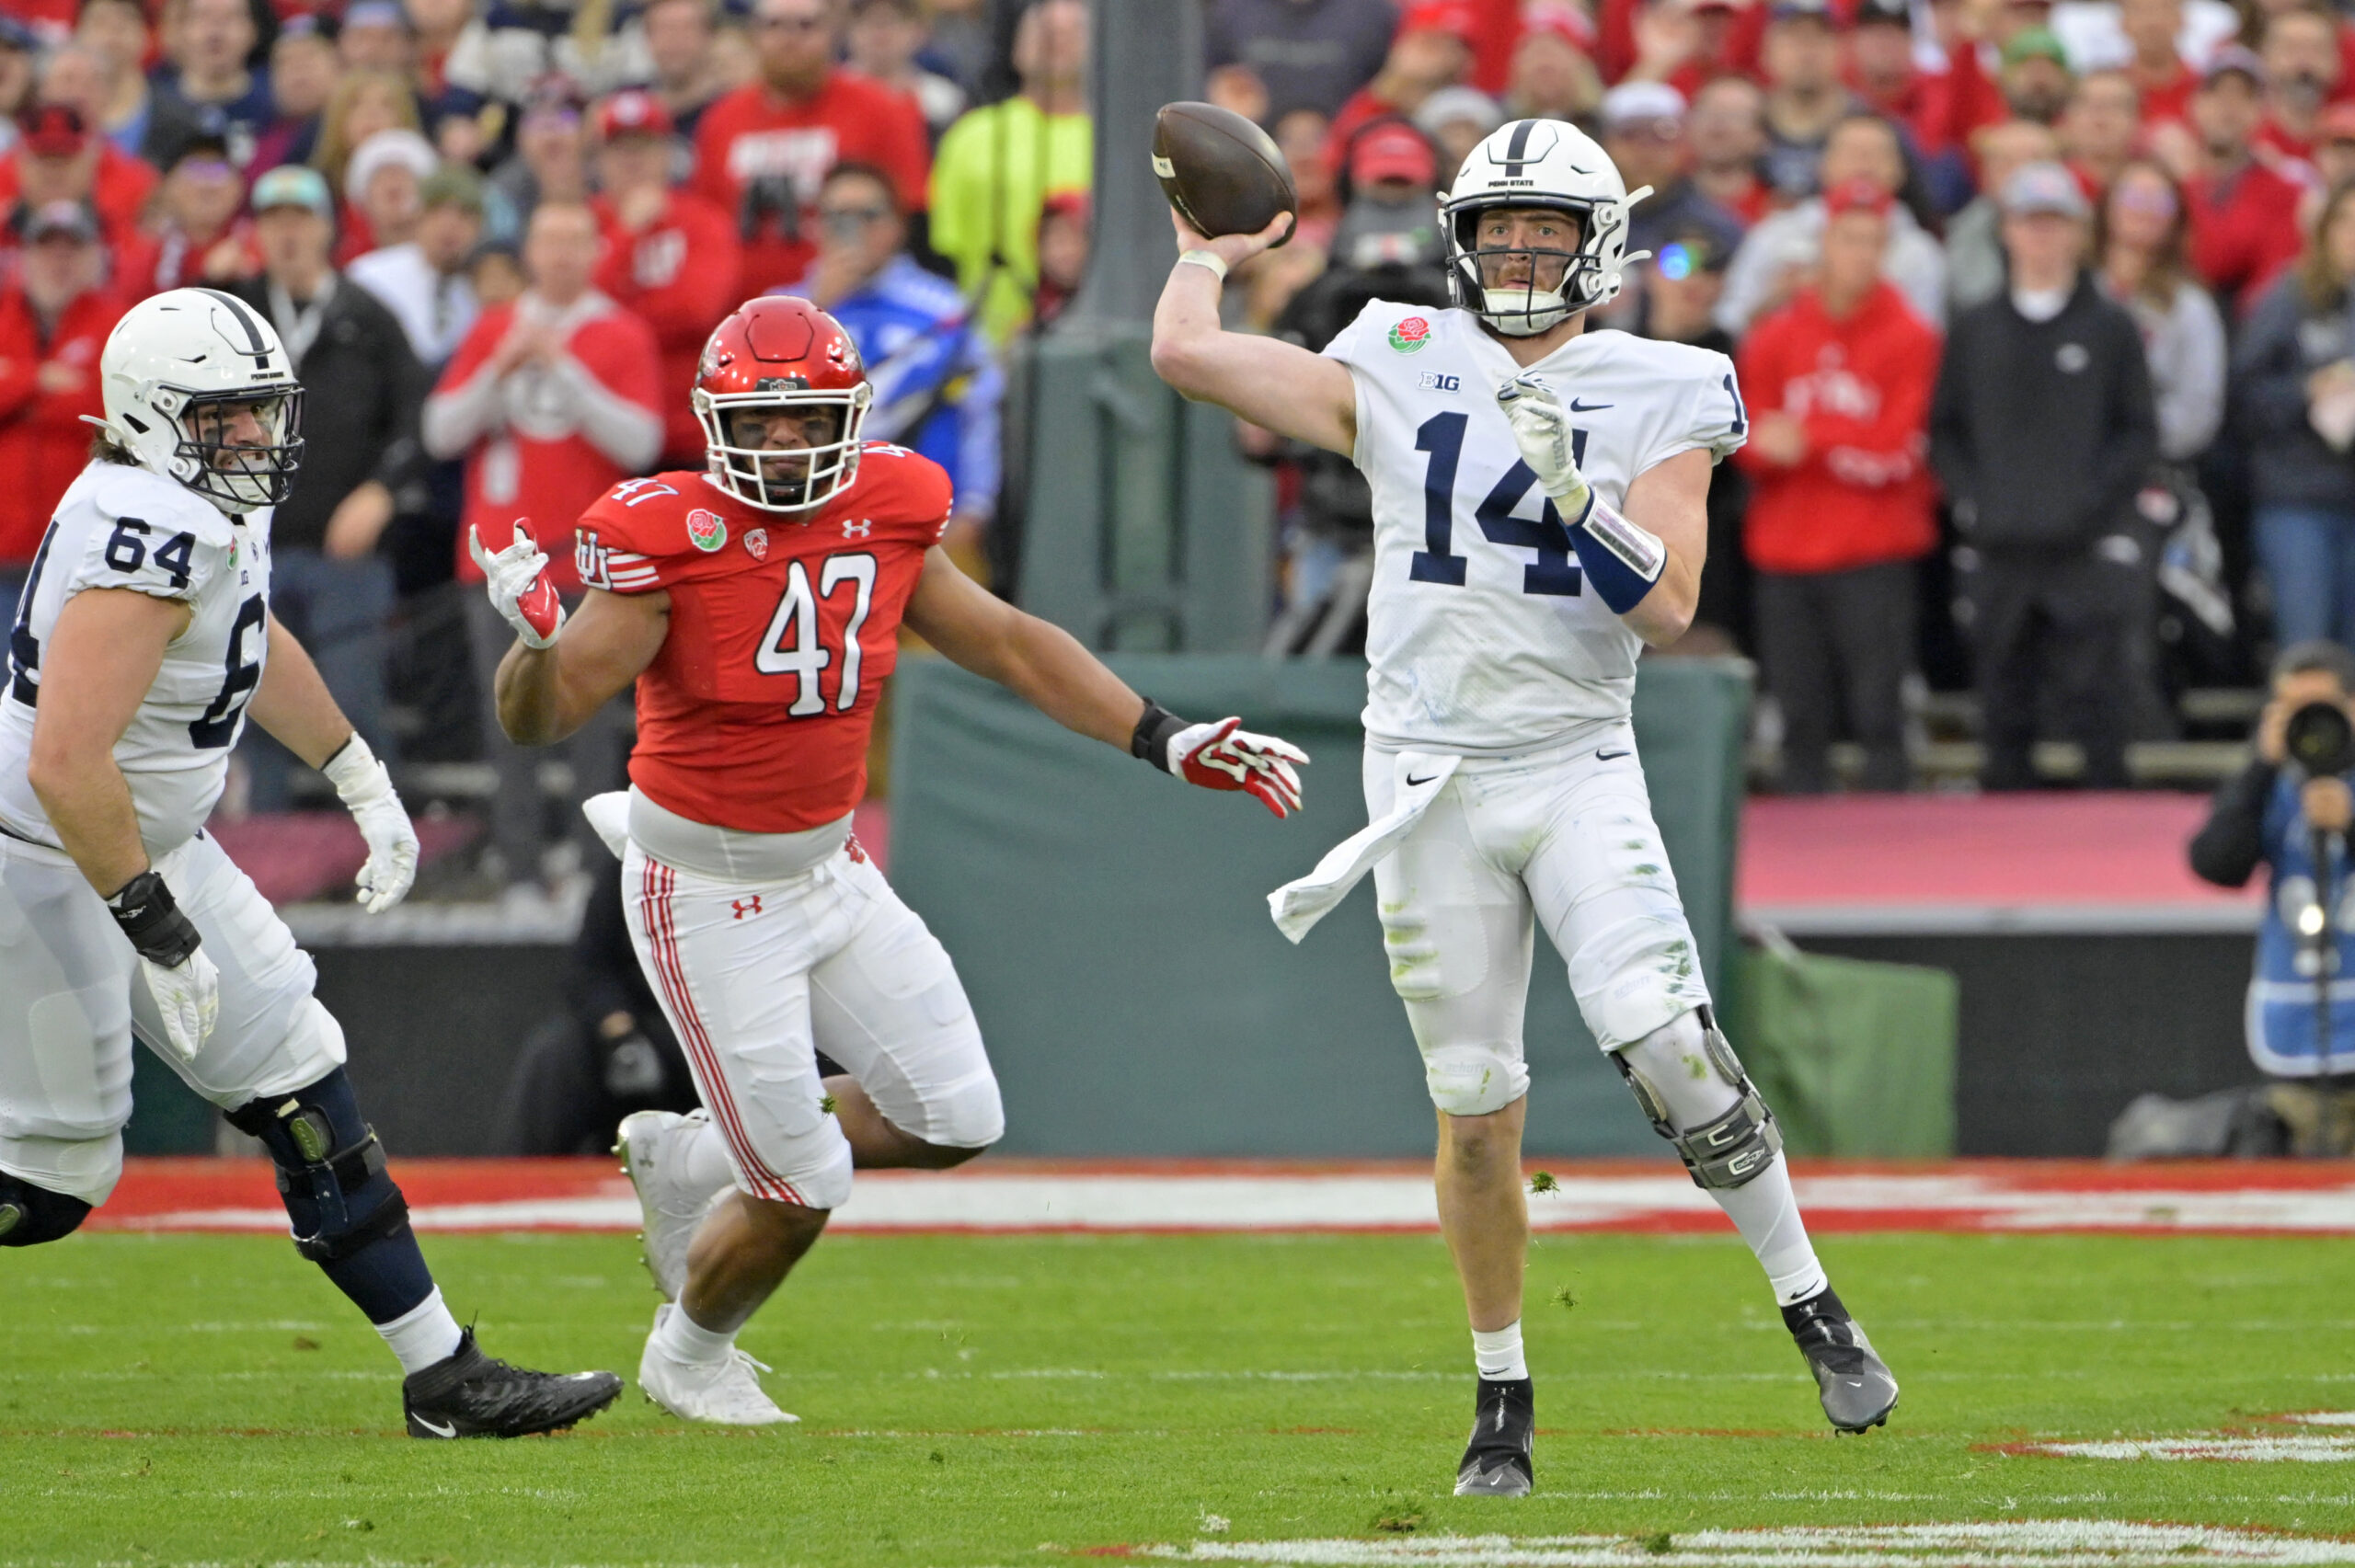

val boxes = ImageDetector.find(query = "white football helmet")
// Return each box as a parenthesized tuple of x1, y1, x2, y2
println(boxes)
(92, 288, 305, 510)
(1440, 119, 1653, 335)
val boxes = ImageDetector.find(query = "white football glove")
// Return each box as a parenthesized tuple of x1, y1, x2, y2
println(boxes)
(142, 949, 220, 1063)
(1166, 718, 1310, 818)
(467, 519, 565, 648)
(1496, 372, 1592, 518)
(105, 869, 219, 1062)
(323, 734, 419, 913)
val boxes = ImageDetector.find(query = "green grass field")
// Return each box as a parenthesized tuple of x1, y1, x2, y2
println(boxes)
(5, 1229, 2353, 1565)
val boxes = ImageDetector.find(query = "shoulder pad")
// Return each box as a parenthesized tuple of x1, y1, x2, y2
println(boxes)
(84, 464, 236, 549)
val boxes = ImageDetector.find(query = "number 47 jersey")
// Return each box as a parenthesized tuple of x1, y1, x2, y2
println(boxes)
(1327, 302, 1746, 753)
(0, 462, 271, 857)
(574, 445, 952, 835)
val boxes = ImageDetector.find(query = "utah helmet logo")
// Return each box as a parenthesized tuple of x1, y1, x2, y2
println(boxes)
(1388, 315, 1431, 353)
(686, 509, 727, 552)
(743, 527, 768, 561)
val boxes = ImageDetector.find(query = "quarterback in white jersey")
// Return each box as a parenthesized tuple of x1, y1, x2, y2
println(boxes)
(1153, 119, 1898, 1494)
(0, 288, 622, 1437)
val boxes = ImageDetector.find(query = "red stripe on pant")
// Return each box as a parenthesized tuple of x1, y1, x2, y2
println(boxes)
(642, 857, 806, 1206)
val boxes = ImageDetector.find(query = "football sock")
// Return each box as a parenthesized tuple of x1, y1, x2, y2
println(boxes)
(1709, 1152, 1829, 1307)
(655, 1301, 738, 1366)
(682, 1119, 735, 1196)
(376, 1287, 465, 1376)
(1471, 1320, 1529, 1381)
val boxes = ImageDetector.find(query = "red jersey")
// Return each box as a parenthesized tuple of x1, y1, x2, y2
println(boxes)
(592, 191, 743, 467)
(689, 72, 930, 296)
(2187, 156, 2309, 315)
(575, 446, 951, 833)
(0, 282, 124, 561)
(1733, 280, 1940, 576)
(0, 143, 157, 240)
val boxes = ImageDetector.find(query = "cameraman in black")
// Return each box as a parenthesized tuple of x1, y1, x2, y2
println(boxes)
(2188, 640, 2355, 1150)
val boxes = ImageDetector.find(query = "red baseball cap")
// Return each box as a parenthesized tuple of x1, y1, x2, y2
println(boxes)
(1824, 177, 1893, 216)
(1399, 0, 1479, 44)
(1350, 120, 1439, 187)
(1519, 0, 1597, 50)
(17, 103, 86, 159)
(596, 87, 675, 142)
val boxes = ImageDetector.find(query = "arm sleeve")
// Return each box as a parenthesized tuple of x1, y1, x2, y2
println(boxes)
(60, 501, 227, 604)
(2188, 757, 2281, 887)
(1713, 215, 1786, 338)
(2230, 282, 2313, 438)
(1927, 324, 1976, 512)
(1642, 349, 1747, 472)
(558, 318, 665, 474)
(573, 481, 687, 594)
(2156, 285, 2227, 460)
(0, 348, 39, 424)
(1809, 328, 1940, 487)
(367, 311, 432, 500)
(1729, 329, 1786, 480)
(421, 320, 503, 460)
(874, 91, 933, 214)
(2085, 315, 2160, 526)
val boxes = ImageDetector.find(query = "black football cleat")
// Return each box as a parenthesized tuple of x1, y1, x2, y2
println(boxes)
(402, 1330, 623, 1438)
(1783, 1286, 1899, 1433)
(1453, 1376, 1534, 1496)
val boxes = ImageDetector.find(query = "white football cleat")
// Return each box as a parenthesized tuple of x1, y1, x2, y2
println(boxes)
(615, 1108, 727, 1300)
(638, 1305, 799, 1425)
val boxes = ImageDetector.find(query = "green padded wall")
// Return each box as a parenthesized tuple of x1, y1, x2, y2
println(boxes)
(887, 655, 1752, 1158)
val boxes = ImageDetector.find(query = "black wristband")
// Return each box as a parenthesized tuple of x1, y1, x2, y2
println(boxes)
(1131, 697, 1189, 773)
(104, 869, 202, 967)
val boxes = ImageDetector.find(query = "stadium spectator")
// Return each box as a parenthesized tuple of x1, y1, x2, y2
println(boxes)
(0, 20, 34, 153)
(1637, 223, 1752, 648)
(247, 10, 341, 173)
(467, 235, 525, 307)
(1205, 59, 1272, 126)
(640, 0, 726, 143)
(2061, 69, 2143, 196)
(928, 0, 1086, 343)
(311, 68, 422, 200)
(351, 162, 487, 369)
(227, 163, 428, 810)
(847, 0, 965, 142)
(2304, 101, 2355, 232)
(1413, 84, 1502, 175)
(1688, 74, 1770, 227)
(1932, 162, 2159, 792)
(1030, 187, 1087, 329)
(591, 88, 740, 469)
(2185, 48, 2307, 315)
(342, 127, 437, 266)
(441, 0, 655, 107)
(2118, 0, 2201, 127)
(491, 76, 594, 241)
(154, 0, 276, 168)
(1604, 82, 1744, 267)
(337, 0, 410, 75)
(1273, 107, 1341, 250)
(408, 0, 488, 159)
(1615, 0, 1758, 104)
(129, 128, 261, 296)
(1738, 180, 1940, 794)
(1757, 0, 1859, 204)
(0, 104, 155, 260)
(2000, 27, 2075, 125)
(1848, 0, 1934, 145)
(70, 0, 206, 168)
(1206, 0, 1396, 124)
(923, 0, 994, 97)
(424, 201, 661, 889)
(2100, 159, 2227, 466)
(1324, 0, 1476, 163)
(786, 161, 999, 561)
(2256, 5, 2341, 161)
(1947, 118, 2062, 314)
(0, 202, 121, 621)
(693, 0, 930, 297)
(1717, 113, 1946, 337)
(1503, 0, 1603, 124)
(2233, 180, 2355, 648)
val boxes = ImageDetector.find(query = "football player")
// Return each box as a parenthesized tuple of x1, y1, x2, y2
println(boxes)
(473, 295, 1307, 1424)
(0, 289, 623, 1437)
(1150, 120, 1901, 1494)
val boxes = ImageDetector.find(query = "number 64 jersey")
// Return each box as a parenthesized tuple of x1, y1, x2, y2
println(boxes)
(0, 462, 271, 856)
(1326, 302, 1747, 753)
(573, 445, 950, 834)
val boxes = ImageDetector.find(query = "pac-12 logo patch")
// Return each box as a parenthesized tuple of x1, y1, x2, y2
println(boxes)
(743, 527, 768, 561)
(685, 509, 727, 552)
(1388, 316, 1431, 353)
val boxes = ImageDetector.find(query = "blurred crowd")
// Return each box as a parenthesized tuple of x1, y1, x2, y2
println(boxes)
(3, 0, 2353, 887)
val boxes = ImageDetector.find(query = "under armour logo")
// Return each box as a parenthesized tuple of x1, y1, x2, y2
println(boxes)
(843, 518, 874, 538)
(731, 896, 764, 920)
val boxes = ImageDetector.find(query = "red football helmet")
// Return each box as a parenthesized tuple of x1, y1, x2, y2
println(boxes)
(692, 296, 874, 513)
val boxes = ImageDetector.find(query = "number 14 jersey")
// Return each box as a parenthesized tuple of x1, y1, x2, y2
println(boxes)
(1325, 303, 1746, 753)
(0, 462, 271, 857)
(574, 445, 951, 834)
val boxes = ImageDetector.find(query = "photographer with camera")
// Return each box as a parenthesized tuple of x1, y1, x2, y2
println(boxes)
(2188, 641, 2355, 1139)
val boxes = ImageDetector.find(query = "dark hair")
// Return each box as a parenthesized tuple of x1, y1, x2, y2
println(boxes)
(88, 428, 135, 464)
(2273, 638, 2355, 692)
(2299, 179, 2355, 311)
(2094, 157, 2191, 310)
(817, 160, 902, 213)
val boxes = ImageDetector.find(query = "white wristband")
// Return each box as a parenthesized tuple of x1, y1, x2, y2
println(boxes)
(1178, 248, 1229, 281)
(321, 733, 389, 804)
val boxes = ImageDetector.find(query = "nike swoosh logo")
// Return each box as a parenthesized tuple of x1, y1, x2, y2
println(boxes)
(1407, 773, 1439, 786)
(1595, 749, 1629, 761)
(413, 1415, 457, 1437)
(1569, 399, 1614, 412)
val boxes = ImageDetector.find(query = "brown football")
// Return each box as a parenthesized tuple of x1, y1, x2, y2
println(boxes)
(1153, 101, 1297, 248)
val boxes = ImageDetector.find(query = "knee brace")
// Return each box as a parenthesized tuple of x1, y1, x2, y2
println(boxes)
(224, 1067, 409, 1264)
(0, 1173, 92, 1246)
(1614, 1006, 1783, 1190)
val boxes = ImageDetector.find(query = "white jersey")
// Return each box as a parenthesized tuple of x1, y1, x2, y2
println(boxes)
(1323, 303, 1745, 753)
(0, 462, 271, 856)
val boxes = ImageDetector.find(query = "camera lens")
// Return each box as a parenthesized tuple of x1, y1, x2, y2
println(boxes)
(2286, 700, 2355, 776)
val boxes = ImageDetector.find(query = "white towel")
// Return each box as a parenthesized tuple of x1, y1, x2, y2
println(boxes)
(1267, 751, 1461, 944)
(582, 790, 631, 861)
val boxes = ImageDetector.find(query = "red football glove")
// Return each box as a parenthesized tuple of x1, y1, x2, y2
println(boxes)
(467, 519, 565, 648)
(1162, 715, 1309, 818)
